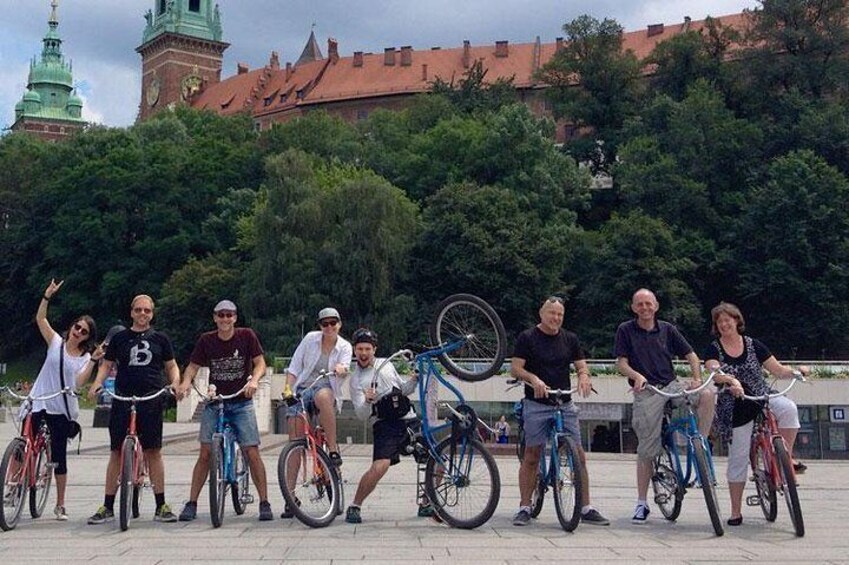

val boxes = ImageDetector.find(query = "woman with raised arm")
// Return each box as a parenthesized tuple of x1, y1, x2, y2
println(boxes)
(32, 279, 103, 520)
(703, 301, 808, 527)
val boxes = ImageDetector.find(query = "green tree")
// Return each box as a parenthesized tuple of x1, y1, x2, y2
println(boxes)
(431, 59, 518, 115)
(259, 110, 363, 163)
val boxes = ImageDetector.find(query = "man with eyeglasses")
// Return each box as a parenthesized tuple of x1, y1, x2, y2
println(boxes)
(87, 294, 181, 524)
(175, 300, 274, 522)
(511, 296, 610, 527)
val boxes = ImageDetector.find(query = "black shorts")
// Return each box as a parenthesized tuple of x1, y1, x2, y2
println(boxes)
(109, 398, 164, 451)
(372, 418, 415, 466)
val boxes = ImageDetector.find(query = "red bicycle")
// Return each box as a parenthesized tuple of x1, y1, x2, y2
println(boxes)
(105, 387, 173, 531)
(744, 374, 805, 537)
(0, 387, 72, 531)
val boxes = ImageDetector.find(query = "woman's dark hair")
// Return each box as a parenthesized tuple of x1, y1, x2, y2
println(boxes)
(64, 315, 98, 354)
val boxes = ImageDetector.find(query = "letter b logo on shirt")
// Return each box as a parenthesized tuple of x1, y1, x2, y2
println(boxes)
(129, 341, 153, 367)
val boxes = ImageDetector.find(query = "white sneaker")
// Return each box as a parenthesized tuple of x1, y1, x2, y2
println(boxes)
(54, 505, 68, 521)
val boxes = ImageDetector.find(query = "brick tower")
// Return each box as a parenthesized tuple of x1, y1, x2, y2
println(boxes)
(136, 0, 229, 121)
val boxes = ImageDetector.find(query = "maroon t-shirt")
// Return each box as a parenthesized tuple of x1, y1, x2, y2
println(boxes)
(190, 328, 264, 398)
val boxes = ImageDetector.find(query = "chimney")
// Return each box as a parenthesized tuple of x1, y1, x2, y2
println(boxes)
(462, 40, 471, 68)
(384, 47, 396, 66)
(328, 38, 339, 63)
(532, 36, 541, 71)
(269, 51, 280, 70)
(683, 16, 692, 30)
(421, 63, 428, 82)
(237, 62, 249, 75)
(555, 37, 564, 52)
(647, 23, 664, 37)
(285, 62, 293, 81)
(495, 40, 508, 58)
(353, 51, 364, 67)
(400, 45, 412, 66)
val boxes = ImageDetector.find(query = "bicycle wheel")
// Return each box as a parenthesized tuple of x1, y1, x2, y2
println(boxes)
(277, 439, 339, 528)
(119, 438, 135, 532)
(0, 439, 28, 531)
(652, 445, 682, 521)
(552, 434, 583, 532)
(28, 440, 52, 519)
(751, 439, 777, 521)
(209, 433, 226, 528)
(424, 436, 500, 529)
(231, 443, 250, 516)
(429, 294, 506, 382)
(774, 437, 804, 537)
(333, 467, 345, 516)
(530, 472, 545, 518)
(693, 439, 723, 537)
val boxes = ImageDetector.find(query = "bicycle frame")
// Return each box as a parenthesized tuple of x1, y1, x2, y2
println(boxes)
(201, 385, 249, 485)
(106, 388, 172, 488)
(287, 375, 339, 489)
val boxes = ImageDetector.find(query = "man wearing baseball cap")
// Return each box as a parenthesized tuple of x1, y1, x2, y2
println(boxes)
(176, 300, 274, 522)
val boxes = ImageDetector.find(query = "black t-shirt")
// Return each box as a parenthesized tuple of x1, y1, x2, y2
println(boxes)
(703, 338, 772, 427)
(190, 328, 264, 399)
(513, 326, 586, 404)
(614, 319, 693, 386)
(105, 328, 175, 396)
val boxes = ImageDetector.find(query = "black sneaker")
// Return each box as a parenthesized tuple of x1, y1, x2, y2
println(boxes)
(581, 508, 610, 526)
(793, 461, 807, 474)
(345, 505, 362, 524)
(87, 505, 114, 525)
(512, 508, 531, 526)
(632, 504, 650, 524)
(280, 497, 300, 519)
(178, 501, 197, 522)
(258, 501, 274, 521)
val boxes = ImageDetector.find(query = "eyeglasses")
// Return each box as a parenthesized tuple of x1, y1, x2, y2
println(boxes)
(133, 307, 153, 314)
(320, 319, 338, 328)
(216, 311, 235, 318)
(73, 323, 90, 336)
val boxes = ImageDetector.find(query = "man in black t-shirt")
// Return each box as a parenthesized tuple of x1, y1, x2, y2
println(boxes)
(510, 297, 609, 527)
(86, 294, 181, 524)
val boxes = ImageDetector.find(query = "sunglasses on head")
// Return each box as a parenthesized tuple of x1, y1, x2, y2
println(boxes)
(73, 323, 90, 336)
(216, 311, 235, 318)
(320, 319, 338, 328)
(133, 307, 152, 314)
(545, 296, 564, 305)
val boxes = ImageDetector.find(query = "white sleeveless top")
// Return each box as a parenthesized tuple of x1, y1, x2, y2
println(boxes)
(30, 334, 89, 419)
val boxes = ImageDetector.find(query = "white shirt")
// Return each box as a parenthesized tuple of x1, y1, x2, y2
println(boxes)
(31, 334, 88, 419)
(349, 358, 417, 422)
(287, 331, 352, 412)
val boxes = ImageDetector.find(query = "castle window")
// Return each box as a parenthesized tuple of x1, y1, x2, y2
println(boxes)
(279, 93, 288, 103)
(158, 0, 166, 15)
(189, 0, 201, 12)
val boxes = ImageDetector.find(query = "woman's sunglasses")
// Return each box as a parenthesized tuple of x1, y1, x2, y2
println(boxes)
(320, 319, 338, 328)
(73, 323, 90, 336)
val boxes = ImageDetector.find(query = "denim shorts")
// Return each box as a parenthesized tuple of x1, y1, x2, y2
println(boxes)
(521, 399, 581, 448)
(199, 399, 261, 447)
(286, 380, 334, 418)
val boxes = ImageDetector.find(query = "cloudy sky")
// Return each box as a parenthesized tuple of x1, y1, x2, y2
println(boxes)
(0, 0, 758, 129)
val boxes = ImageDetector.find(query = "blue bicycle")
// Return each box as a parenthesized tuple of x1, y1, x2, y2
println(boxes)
(197, 383, 253, 528)
(647, 373, 723, 536)
(512, 383, 586, 531)
(380, 293, 507, 529)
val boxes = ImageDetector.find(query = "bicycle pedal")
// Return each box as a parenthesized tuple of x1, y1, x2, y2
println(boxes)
(654, 494, 669, 505)
(241, 494, 255, 505)
(745, 495, 761, 507)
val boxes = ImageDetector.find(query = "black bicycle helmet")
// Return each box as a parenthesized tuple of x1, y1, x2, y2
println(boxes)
(352, 327, 378, 346)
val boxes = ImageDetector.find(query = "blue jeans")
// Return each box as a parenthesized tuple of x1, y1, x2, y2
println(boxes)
(199, 399, 261, 447)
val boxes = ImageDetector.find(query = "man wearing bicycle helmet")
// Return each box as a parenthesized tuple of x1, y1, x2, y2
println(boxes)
(344, 328, 419, 524)
(511, 296, 609, 526)
(615, 288, 713, 524)
(175, 300, 273, 522)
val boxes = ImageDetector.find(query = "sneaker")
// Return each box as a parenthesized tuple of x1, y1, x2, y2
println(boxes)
(512, 507, 532, 526)
(280, 497, 300, 519)
(258, 501, 274, 521)
(53, 505, 68, 521)
(793, 461, 807, 474)
(632, 504, 650, 524)
(87, 505, 114, 524)
(581, 508, 610, 526)
(154, 503, 178, 522)
(417, 504, 435, 518)
(345, 505, 362, 524)
(328, 451, 343, 467)
(178, 501, 197, 522)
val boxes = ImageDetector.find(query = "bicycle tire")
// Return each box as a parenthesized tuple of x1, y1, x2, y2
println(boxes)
(277, 439, 340, 528)
(29, 440, 52, 519)
(119, 438, 134, 532)
(333, 467, 345, 516)
(751, 439, 777, 521)
(552, 434, 583, 532)
(774, 437, 805, 537)
(652, 445, 682, 521)
(530, 473, 545, 518)
(0, 438, 27, 531)
(429, 294, 507, 382)
(209, 434, 226, 528)
(693, 439, 723, 537)
(424, 436, 500, 529)
(231, 443, 250, 516)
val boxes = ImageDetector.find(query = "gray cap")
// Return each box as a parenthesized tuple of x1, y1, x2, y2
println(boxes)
(317, 307, 340, 321)
(214, 300, 237, 313)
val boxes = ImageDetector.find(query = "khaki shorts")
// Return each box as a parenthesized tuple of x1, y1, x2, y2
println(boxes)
(632, 381, 699, 461)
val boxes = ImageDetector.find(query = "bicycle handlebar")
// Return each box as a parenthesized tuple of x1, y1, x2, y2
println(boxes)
(505, 378, 594, 396)
(193, 383, 249, 402)
(105, 387, 173, 403)
(740, 371, 806, 401)
(1, 386, 76, 402)
(645, 371, 719, 398)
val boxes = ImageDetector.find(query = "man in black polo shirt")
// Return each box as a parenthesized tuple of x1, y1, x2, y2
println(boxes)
(614, 288, 714, 524)
(510, 296, 609, 527)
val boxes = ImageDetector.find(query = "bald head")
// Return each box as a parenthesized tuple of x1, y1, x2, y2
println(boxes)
(631, 288, 659, 326)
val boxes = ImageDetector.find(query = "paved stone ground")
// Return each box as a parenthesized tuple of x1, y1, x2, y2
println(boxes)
(0, 411, 847, 564)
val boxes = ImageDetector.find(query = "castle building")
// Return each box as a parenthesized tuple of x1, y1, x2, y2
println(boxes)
(12, 0, 86, 141)
(137, 1, 745, 142)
